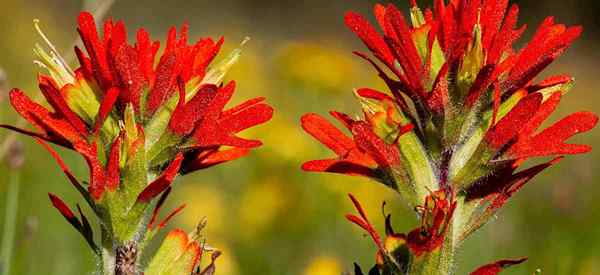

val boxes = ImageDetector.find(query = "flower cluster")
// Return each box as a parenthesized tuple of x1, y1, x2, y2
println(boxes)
(302, 0, 597, 274)
(2, 12, 272, 274)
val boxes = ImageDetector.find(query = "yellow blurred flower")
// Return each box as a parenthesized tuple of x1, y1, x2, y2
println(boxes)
(176, 183, 227, 236)
(238, 179, 287, 240)
(275, 41, 360, 93)
(303, 255, 342, 275)
(261, 117, 317, 162)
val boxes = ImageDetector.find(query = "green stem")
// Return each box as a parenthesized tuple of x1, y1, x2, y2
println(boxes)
(1, 171, 21, 275)
(101, 247, 115, 275)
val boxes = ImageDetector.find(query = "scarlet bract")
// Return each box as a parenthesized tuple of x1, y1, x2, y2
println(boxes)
(2, 11, 273, 274)
(301, 0, 597, 274)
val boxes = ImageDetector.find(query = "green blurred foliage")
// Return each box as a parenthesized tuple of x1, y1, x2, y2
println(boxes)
(0, 0, 598, 274)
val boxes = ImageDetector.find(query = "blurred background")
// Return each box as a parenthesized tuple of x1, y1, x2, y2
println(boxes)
(0, 0, 598, 274)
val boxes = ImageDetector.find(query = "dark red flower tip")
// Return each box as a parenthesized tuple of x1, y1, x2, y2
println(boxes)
(466, 157, 562, 201)
(182, 147, 250, 173)
(49, 193, 76, 220)
(527, 74, 573, 93)
(346, 194, 385, 253)
(137, 153, 184, 203)
(48, 193, 86, 234)
(470, 257, 527, 275)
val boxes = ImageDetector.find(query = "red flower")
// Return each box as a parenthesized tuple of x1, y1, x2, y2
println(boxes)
(3, 11, 273, 202)
(304, 0, 597, 273)
(2, 11, 273, 253)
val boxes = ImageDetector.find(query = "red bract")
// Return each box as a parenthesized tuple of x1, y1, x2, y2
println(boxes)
(406, 191, 456, 257)
(470, 257, 528, 275)
(301, 113, 379, 178)
(347, 191, 456, 267)
(2, 11, 272, 268)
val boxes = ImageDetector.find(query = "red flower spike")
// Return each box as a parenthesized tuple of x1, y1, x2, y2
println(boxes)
(137, 153, 184, 203)
(305, 1, 597, 273)
(470, 257, 527, 275)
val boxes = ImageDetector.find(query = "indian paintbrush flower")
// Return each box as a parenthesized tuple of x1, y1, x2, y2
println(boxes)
(2, 11, 273, 275)
(301, 0, 598, 274)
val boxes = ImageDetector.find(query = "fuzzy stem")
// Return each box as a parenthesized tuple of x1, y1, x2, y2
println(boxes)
(0, 171, 21, 275)
(101, 246, 116, 275)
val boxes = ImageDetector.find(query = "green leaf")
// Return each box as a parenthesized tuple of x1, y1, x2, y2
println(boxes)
(145, 229, 201, 275)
